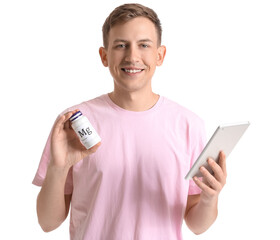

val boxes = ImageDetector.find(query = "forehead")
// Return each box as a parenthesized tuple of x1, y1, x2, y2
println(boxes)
(108, 17, 157, 43)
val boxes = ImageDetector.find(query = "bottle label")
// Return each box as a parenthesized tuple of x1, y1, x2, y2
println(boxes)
(70, 112, 101, 149)
(78, 127, 93, 138)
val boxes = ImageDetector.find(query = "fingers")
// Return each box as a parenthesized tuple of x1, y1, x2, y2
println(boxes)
(81, 142, 102, 159)
(64, 112, 74, 129)
(207, 158, 224, 183)
(53, 110, 79, 135)
(194, 151, 227, 193)
(52, 114, 66, 136)
(219, 151, 227, 177)
(193, 176, 216, 195)
(200, 166, 222, 191)
(207, 151, 227, 182)
(87, 142, 102, 153)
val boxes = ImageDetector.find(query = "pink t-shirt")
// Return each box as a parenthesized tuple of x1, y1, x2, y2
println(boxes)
(33, 93, 206, 240)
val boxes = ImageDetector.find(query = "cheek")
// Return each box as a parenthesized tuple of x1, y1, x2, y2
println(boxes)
(143, 53, 157, 68)
(107, 55, 120, 71)
(108, 65, 119, 78)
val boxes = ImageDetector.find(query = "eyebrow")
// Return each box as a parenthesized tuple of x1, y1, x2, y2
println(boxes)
(113, 38, 153, 44)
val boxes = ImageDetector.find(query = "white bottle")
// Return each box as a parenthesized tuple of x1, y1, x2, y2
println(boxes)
(70, 111, 101, 149)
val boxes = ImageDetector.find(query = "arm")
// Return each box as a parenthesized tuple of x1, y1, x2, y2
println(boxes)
(184, 151, 227, 235)
(36, 164, 72, 232)
(36, 111, 101, 232)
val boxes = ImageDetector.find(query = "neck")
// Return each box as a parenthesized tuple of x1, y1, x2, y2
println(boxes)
(108, 89, 159, 112)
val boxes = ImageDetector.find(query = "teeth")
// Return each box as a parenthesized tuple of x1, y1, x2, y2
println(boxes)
(124, 69, 142, 73)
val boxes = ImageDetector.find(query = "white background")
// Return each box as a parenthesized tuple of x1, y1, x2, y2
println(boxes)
(1, 0, 279, 239)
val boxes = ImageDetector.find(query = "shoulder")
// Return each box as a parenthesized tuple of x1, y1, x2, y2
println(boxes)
(161, 96, 204, 127)
(60, 94, 108, 115)
(160, 96, 206, 148)
(56, 94, 110, 125)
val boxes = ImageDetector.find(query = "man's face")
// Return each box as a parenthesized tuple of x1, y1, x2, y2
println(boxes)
(99, 17, 166, 93)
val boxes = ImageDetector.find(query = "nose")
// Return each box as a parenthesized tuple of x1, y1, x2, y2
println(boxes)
(124, 44, 140, 63)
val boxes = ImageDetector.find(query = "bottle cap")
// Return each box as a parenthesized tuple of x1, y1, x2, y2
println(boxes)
(70, 111, 83, 122)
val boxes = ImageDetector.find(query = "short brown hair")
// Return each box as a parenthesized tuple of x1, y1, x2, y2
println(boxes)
(102, 3, 162, 49)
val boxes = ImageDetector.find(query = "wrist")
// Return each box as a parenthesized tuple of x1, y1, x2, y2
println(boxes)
(49, 153, 73, 172)
(199, 193, 219, 207)
(46, 162, 71, 182)
(40, 162, 71, 197)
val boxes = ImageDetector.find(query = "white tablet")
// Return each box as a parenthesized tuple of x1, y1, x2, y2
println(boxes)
(184, 121, 250, 180)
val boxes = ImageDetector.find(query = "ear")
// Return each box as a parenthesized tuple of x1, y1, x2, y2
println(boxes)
(99, 47, 108, 67)
(156, 45, 166, 66)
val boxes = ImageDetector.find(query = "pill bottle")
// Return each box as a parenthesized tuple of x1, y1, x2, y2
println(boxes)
(70, 111, 101, 149)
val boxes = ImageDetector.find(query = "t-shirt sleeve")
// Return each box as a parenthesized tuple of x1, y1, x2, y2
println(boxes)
(32, 116, 73, 195)
(188, 119, 207, 195)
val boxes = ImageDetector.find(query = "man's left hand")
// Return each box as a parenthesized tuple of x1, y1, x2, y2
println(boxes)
(193, 151, 227, 204)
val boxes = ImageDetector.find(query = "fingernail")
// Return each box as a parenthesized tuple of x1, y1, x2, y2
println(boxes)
(200, 166, 206, 172)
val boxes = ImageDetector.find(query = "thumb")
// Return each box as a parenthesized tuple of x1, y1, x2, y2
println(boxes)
(84, 141, 102, 155)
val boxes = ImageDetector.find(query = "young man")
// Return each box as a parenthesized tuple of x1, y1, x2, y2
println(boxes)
(33, 3, 227, 240)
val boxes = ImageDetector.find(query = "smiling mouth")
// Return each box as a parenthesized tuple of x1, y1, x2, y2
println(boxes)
(121, 68, 144, 73)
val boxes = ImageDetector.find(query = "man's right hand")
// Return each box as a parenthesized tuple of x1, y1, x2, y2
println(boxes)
(37, 110, 101, 232)
(50, 110, 101, 170)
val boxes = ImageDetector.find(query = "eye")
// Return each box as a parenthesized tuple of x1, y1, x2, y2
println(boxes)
(117, 44, 126, 48)
(141, 44, 149, 48)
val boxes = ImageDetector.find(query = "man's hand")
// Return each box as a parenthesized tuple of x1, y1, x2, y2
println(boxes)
(193, 151, 227, 204)
(37, 110, 101, 232)
(185, 151, 227, 234)
(50, 110, 101, 170)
